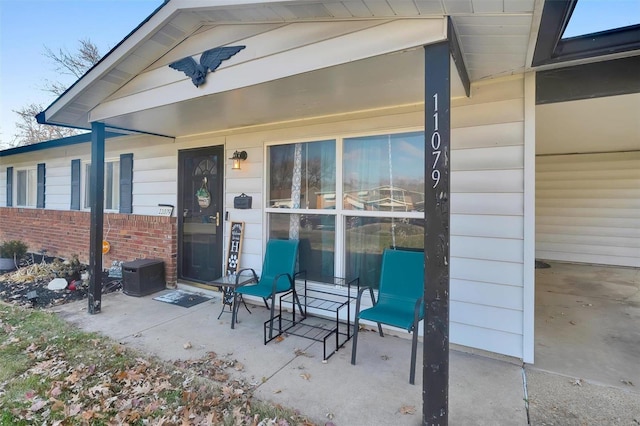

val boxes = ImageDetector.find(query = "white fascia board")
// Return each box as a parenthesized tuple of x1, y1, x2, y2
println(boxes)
(89, 18, 446, 122)
(42, 1, 183, 123)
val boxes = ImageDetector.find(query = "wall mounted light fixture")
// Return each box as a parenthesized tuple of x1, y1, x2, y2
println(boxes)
(230, 150, 247, 170)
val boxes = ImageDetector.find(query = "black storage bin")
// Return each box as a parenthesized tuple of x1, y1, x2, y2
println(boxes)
(122, 259, 165, 297)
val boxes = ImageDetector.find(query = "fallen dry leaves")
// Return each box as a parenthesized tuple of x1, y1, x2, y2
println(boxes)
(400, 405, 417, 415)
(0, 305, 314, 426)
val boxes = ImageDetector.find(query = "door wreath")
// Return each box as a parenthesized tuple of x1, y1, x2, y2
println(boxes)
(196, 177, 211, 208)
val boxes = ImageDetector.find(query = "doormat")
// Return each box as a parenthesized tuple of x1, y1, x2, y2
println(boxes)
(153, 290, 211, 308)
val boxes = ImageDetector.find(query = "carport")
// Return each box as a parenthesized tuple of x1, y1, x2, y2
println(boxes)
(534, 261, 639, 388)
(533, 32, 640, 387)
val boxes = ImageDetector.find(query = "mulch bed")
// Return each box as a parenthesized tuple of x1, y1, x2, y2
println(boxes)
(0, 255, 122, 309)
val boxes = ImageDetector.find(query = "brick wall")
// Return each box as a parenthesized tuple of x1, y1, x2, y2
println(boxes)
(0, 208, 178, 284)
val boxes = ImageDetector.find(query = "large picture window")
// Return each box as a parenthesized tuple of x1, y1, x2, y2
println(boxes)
(16, 168, 37, 207)
(266, 131, 424, 288)
(84, 160, 120, 210)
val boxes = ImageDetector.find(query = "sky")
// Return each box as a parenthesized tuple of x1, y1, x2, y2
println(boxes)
(0, 0, 163, 148)
(563, 0, 640, 38)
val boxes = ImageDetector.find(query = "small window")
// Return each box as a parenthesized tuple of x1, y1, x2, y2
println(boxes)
(268, 140, 336, 209)
(16, 168, 37, 207)
(83, 161, 120, 210)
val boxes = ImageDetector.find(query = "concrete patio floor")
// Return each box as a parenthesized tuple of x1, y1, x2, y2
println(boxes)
(49, 260, 640, 425)
(528, 261, 640, 425)
(534, 261, 640, 389)
(51, 289, 527, 425)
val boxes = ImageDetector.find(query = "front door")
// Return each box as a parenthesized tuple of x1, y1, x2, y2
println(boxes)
(178, 146, 224, 282)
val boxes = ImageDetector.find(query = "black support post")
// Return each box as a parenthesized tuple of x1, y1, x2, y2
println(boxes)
(423, 41, 450, 425)
(88, 122, 105, 314)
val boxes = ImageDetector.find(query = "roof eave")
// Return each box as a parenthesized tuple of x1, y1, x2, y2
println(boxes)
(0, 131, 127, 157)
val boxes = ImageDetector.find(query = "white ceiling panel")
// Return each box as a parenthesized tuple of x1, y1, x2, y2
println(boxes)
(385, 0, 421, 15)
(283, 3, 334, 19)
(413, 0, 446, 14)
(236, 7, 278, 22)
(198, 9, 242, 22)
(268, 5, 298, 20)
(340, 1, 373, 17)
(472, 0, 504, 13)
(363, 0, 396, 15)
(443, 0, 473, 14)
(461, 35, 529, 53)
(466, 66, 522, 79)
(134, 39, 174, 61)
(150, 23, 287, 70)
(464, 53, 526, 65)
(503, 0, 535, 13)
(456, 24, 531, 36)
(453, 15, 533, 26)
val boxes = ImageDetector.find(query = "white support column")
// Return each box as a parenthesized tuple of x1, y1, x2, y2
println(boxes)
(523, 71, 536, 363)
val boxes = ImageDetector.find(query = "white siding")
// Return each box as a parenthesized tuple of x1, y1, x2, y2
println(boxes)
(41, 160, 71, 210)
(0, 134, 175, 213)
(449, 76, 526, 359)
(536, 152, 640, 267)
(176, 76, 529, 360)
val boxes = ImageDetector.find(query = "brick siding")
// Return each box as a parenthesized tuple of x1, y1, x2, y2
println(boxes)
(0, 208, 177, 284)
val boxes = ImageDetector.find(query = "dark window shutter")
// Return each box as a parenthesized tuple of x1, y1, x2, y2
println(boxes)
(70, 159, 80, 210)
(6, 167, 13, 207)
(37, 163, 46, 208)
(119, 153, 133, 214)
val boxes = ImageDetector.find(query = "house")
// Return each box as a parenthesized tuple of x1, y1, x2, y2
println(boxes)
(1, 0, 639, 372)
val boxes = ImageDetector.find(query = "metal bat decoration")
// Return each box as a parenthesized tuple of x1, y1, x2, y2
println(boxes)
(169, 46, 245, 87)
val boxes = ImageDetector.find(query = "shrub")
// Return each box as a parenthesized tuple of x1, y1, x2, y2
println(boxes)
(0, 240, 28, 260)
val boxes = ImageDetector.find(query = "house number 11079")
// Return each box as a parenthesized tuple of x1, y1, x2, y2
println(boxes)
(431, 93, 441, 188)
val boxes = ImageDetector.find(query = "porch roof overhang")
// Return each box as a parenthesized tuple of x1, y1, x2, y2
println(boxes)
(37, 0, 540, 138)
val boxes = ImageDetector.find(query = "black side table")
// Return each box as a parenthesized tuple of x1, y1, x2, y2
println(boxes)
(208, 274, 254, 325)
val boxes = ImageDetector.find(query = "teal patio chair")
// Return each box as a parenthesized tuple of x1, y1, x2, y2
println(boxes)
(351, 248, 425, 384)
(233, 239, 305, 339)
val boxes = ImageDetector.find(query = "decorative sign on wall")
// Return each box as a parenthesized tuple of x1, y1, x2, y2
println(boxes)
(169, 46, 246, 88)
(158, 204, 174, 217)
(226, 221, 244, 275)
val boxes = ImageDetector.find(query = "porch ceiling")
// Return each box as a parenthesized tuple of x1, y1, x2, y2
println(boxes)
(40, 0, 538, 136)
(93, 48, 464, 137)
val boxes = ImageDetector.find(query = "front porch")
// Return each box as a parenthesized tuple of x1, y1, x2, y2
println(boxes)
(49, 259, 640, 424)
(51, 289, 527, 425)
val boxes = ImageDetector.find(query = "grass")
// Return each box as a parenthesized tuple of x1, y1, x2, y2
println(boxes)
(0, 303, 316, 425)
